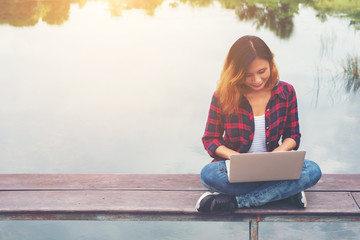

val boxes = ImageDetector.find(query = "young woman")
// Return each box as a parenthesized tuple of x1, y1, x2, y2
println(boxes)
(196, 35, 322, 212)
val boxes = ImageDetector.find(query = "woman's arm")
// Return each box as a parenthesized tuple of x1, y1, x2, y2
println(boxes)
(272, 138, 297, 152)
(214, 145, 239, 159)
(281, 84, 301, 150)
(202, 92, 226, 158)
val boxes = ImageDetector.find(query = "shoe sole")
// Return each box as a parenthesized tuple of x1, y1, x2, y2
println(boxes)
(195, 192, 219, 211)
(301, 191, 307, 208)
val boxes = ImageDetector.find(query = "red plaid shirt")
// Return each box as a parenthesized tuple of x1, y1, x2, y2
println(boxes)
(202, 81, 301, 161)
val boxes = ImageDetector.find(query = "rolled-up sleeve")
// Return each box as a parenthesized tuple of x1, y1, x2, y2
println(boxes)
(202, 92, 225, 157)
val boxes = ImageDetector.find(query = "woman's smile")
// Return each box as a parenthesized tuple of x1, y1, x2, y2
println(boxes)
(250, 81, 264, 88)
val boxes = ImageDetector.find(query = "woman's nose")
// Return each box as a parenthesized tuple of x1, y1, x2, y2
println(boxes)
(253, 74, 261, 83)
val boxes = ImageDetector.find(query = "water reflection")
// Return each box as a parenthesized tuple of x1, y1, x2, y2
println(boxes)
(311, 0, 360, 30)
(0, 0, 164, 25)
(108, 0, 164, 16)
(0, 0, 72, 26)
(179, 0, 213, 8)
(1, 0, 359, 36)
(234, 1, 298, 39)
(342, 55, 360, 93)
(312, 27, 359, 107)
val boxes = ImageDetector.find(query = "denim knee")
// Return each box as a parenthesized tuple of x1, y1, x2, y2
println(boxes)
(305, 159, 322, 186)
(200, 162, 217, 187)
(200, 163, 210, 186)
(200, 161, 228, 192)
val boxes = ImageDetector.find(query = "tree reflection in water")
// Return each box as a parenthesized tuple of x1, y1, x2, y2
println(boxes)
(0, 0, 72, 26)
(234, 1, 298, 39)
(311, 0, 360, 30)
(1, 0, 359, 99)
(0, 0, 164, 26)
(0, 0, 359, 31)
(107, 0, 164, 16)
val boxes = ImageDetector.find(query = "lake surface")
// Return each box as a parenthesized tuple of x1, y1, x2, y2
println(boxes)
(1, 0, 360, 239)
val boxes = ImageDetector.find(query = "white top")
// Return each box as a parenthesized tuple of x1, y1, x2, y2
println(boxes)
(248, 114, 267, 153)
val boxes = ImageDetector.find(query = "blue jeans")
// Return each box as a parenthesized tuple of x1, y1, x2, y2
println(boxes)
(200, 159, 322, 208)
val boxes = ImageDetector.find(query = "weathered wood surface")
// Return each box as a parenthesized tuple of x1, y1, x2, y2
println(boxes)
(0, 174, 204, 191)
(352, 192, 360, 208)
(1, 174, 359, 191)
(0, 174, 359, 221)
(309, 174, 360, 192)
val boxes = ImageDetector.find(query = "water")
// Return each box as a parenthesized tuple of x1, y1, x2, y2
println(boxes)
(1, 0, 360, 239)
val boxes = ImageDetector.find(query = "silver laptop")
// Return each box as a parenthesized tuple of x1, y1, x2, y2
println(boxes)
(225, 151, 306, 183)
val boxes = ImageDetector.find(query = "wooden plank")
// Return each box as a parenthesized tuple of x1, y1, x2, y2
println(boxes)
(234, 192, 360, 215)
(0, 190, 359, 216)
(352, 192, 360, 209)
(2, 174, 360, 191)
(0, 211, 256, 222)
(308, 174, 360, 192)
(1, 211, 360, 222)
(1, 174, 360, 222)
(0, 174, 205, 191)
(0, 190, 203, 214)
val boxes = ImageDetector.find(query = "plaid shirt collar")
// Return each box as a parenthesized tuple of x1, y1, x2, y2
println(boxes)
(240, 81, 286, 109)
(272, 81, 287, 100)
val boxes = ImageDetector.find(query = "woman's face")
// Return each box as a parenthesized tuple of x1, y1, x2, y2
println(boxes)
(243, 57, 271, 92)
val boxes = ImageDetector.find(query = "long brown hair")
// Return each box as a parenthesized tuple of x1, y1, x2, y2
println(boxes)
(216, 36, 279, 115)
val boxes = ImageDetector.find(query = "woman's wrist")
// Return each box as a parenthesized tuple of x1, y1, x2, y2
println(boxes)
(273, 138, 297, 152)
(215, 145, 238, 159)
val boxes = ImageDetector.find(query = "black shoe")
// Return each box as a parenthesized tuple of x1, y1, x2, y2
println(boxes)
(195, 192, 237, 212)
(289, 191, 307, 208)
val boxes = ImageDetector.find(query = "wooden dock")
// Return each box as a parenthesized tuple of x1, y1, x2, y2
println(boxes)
(0, 174, 359, 239)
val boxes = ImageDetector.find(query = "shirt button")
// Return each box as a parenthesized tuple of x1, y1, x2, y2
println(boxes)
(266, 127, 269, 130)
(266, 142, 269, 145)
(266, 109, 270, 112)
